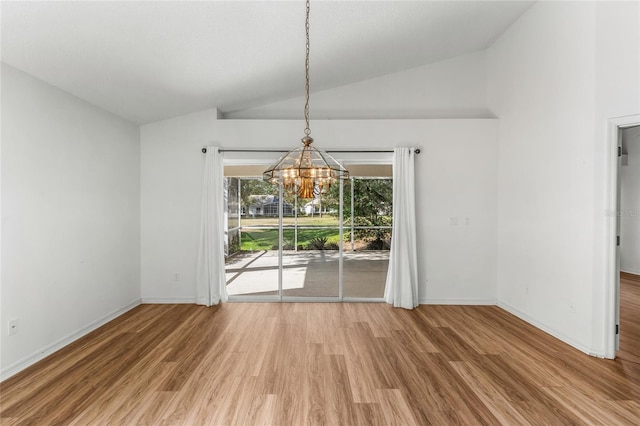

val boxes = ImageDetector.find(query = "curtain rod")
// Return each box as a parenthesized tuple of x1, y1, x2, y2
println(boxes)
(201, 148, 421, 154)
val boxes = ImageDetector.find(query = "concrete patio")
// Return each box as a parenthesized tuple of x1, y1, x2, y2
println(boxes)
(225, 250, 389, 298)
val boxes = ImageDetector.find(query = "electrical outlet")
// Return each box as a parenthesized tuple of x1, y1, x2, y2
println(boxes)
(174, 272, 180, 282)
(8, 319, 18, 336)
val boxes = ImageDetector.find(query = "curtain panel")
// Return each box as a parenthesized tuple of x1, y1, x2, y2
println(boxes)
(384, 147, 419, 309)
(196, 147, 228, 306)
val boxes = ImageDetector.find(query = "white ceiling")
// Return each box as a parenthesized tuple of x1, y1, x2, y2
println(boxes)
(1, 1, 534, 124)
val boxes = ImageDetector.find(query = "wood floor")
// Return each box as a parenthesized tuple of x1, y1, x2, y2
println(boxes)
(1, 291, 639, 425)
(619, 273, 640, 365)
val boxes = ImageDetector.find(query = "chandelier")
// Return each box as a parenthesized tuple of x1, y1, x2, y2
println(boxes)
(263, 0, 348, 199)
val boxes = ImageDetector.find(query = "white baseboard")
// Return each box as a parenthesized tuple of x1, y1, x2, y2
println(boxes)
(141, 297, 198, 304)
(496, 301, 600, 357)
(419, 298, 497, 305)
(621, 269, 640, 276)
(0, 299, 141, 382)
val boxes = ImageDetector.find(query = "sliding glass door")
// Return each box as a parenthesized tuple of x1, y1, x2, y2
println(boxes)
(282, 181, 343, 299)
(224, 178, 280, 298)
(224, 169, 392, 301)
(343, 178, 392, 298)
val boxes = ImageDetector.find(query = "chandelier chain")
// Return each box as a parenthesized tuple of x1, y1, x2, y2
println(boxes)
(304, 0, 311, 137)
(262, 0, 348, 198)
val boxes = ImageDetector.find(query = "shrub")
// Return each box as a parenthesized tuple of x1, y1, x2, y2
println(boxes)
(271, 239, 294, 250)
(307, 236, 328, 250)
(345, 216, 392, 245)
(365, 239, 390, 250)
(324, 242, 339, 250)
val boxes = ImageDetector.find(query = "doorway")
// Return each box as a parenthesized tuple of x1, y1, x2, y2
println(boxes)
(617, 125, 640, 362)
(606, 115, 640, 359)
(223, 164, 393, 302)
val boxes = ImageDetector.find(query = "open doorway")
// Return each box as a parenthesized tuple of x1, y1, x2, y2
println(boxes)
(617, 125, 640, 363)
(605, 115, 640, 359)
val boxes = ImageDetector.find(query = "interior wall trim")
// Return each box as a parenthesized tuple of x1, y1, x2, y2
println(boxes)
(140, 298, 199, 304)
(420, 298, 497, 305)
(498, 301, 600, 358)
(0, 299, 141, 382)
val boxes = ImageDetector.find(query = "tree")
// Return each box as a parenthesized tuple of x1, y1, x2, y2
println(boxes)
(345, 179, 393, 248)
(238, 178, 278, 210)
(351, 179, 392, 220)
(315, 180, 341, 216)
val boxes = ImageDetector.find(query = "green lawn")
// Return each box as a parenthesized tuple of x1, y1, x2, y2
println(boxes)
(237, 215, 392, 251)
(241, 216, 340, 227)
(240, 228, 341, 251)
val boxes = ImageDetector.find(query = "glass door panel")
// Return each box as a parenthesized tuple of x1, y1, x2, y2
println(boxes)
(225, 250, 279, 297)
(282, 223, 341, 298)
(343, 178, 392, 299)
(225, 177, 241, 257)
(225, 177, 279, 297)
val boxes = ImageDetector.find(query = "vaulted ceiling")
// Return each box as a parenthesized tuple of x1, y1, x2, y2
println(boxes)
(1, 1, 534, 124)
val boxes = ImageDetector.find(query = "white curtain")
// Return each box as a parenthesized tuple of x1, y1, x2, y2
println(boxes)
(196, 147, 228, 306)
(384, 147, 419, 309)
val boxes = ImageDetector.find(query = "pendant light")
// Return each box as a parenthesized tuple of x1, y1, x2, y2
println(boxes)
(263, 0, 349, 199)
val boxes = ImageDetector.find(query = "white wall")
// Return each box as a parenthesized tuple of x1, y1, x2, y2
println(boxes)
(225, 51, 492, 120)
(488, 1, 640, 355)
(140, 111, 498, 305)
(0, 64, 141, 379)
(621, 127, 640, 275)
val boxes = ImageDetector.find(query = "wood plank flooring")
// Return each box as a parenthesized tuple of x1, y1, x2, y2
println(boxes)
(1, 297, 639, 425)
(619, 274, 640, 365)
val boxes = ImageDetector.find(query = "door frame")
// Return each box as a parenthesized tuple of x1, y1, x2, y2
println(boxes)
(604, 114, 640, 359)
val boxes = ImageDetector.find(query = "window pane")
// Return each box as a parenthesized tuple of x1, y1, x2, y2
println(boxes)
(226, 177, 240, 231)
(343, 251, 388, 298)
(345, 178, 392, 251)
(225, 250, 279, 297)
(240, 178, 280, 227)
(282, 229, 340, 298)
(343, 178, 392, 298)
(225, 177, 280, 296)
